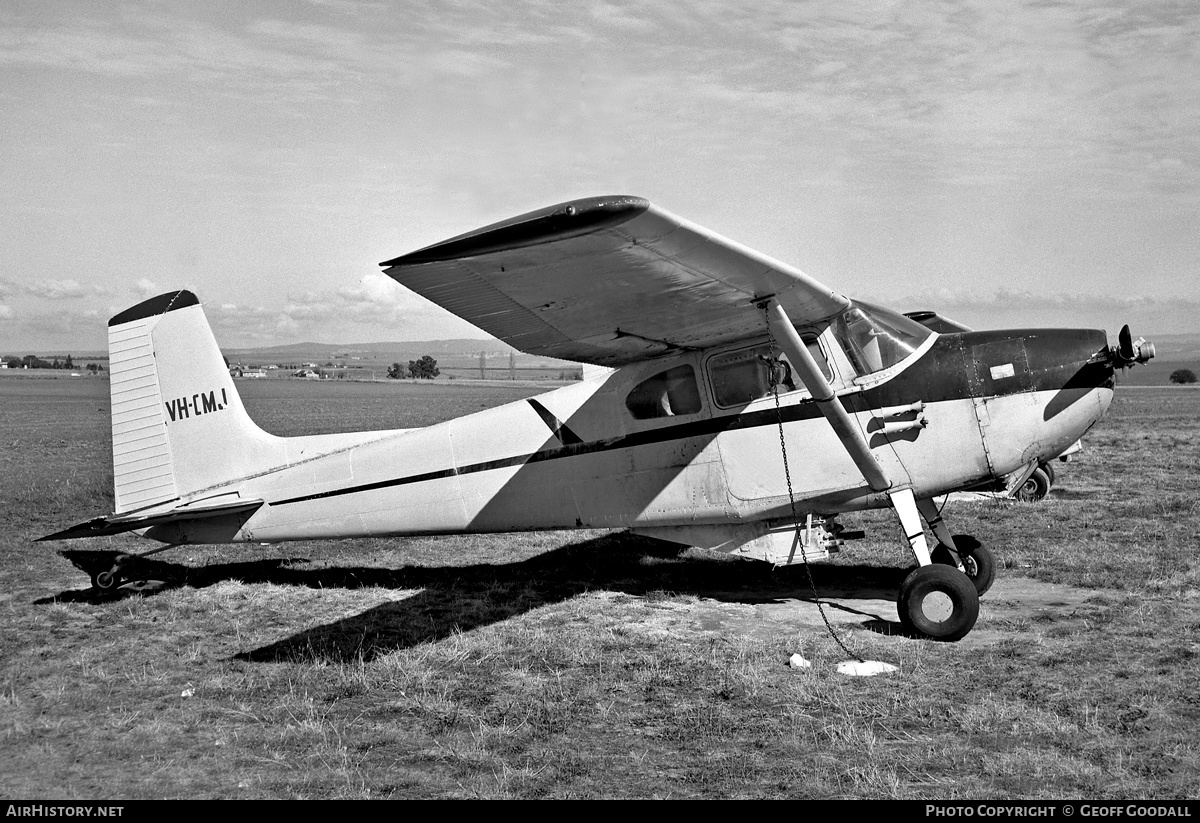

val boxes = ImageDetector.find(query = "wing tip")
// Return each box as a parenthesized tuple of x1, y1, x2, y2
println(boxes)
(381, 195, 650, 267)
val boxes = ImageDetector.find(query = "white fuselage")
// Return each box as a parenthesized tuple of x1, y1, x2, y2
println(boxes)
(146, 329, 1112, 546)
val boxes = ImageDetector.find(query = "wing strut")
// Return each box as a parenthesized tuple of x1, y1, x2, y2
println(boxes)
(764, 299, 891, 492)
(767, 298, 980, 637)
(765, 299, 942, 567)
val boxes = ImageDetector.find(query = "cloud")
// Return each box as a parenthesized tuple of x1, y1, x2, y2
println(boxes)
(133, 278, 161, 299)
(0, 9, 391, 116)
(888, 286, 1200, 335)
(273, 273, 490, 339)
(21, 279, 98, 300)
(588, 2, 658, 33)
(0, 279, 109, 302)
(334, 272, 416, 312)
(206, 302, 301, 346)
(2, 0, 1196, 351)
(0, 306, 106, 351)
(183, 272, 494, 347)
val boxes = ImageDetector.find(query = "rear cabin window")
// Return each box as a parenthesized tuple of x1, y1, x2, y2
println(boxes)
(709, 338, 830, 408)
(625, 365, 702, 419)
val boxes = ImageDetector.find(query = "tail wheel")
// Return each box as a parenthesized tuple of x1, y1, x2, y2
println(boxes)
(91, 554, 131, 593)
(897, 564, 979, 641)
(1014, 466, 1051, 502)
(930, 538, 995, 596)
(92, 569, 121, 592)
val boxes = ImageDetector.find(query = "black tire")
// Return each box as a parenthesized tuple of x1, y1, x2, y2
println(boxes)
(91, 554, 131, 592)
(1014, 467, 1051, 502)
(930, 540, 996, 597)
(92, 569, 120, 591)
(897, 564, 979, 641)
(1041, 461, 1056, 486)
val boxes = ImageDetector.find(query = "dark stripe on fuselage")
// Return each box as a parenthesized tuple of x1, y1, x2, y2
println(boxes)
(270, 329, 1112, 507)
(526, 398, 585, 445)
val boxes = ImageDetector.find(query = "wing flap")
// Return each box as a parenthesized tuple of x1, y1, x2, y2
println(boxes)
(383, 196, 849, 366)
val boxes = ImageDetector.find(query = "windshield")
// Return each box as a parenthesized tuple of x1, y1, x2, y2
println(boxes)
(830, 300, 933, 376)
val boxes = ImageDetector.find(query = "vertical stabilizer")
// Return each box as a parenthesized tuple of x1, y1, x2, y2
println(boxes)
(107, 291, 277, 513)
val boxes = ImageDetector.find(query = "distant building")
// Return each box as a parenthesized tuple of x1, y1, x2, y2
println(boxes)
(230, 367, 266, 378)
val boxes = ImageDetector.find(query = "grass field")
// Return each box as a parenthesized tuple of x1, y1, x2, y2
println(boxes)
(1, 376, 1198, 799)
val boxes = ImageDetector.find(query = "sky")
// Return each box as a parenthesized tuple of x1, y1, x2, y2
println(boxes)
(2, 0, 1198, 353)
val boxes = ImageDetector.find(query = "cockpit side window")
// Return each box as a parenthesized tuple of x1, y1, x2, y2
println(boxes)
(830, 300, 932, 377)
(708, 336, 831, 408)
(625, 365, 702, 419)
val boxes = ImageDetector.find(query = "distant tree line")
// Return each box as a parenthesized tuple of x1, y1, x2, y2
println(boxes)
(1, 354, 102, 371)
(387, 356, 440, 380)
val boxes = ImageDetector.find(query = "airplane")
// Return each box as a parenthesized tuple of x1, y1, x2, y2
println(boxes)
(41, 195, 1156, 641)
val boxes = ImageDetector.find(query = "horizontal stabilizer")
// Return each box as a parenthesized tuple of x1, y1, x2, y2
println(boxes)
(38, 498, 264, 542)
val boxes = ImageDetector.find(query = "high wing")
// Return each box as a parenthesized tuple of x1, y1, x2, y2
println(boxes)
(381, 195, 850, 366)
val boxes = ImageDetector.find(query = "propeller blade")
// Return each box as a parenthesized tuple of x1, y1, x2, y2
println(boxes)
(1119, 325, 1134, 361)
(1110, 325, 1154, 367)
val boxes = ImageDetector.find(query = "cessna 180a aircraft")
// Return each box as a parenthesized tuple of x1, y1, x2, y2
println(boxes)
(43, 195, 1155, 641)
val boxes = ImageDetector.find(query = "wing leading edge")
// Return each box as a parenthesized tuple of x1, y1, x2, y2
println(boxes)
(381, 196, 850, 366)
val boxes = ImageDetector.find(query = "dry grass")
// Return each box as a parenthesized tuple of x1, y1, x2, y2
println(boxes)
(2, 378, 1199, 798)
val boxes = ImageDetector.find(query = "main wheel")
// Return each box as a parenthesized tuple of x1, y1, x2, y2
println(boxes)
(1041, 461, 1056, 486)
(930, 539, 996, 596)
(1014, 466, 1051, 502)
(897, 565, 979, 641)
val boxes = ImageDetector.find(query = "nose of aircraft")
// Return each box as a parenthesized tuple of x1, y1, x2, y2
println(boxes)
(1024, 325, 1156, 398)
(971, 327, 1130, 473)
(910, 323, 1153, 491)
(1023, 328, 1115, 398)
(1022, 324, 1152, 447)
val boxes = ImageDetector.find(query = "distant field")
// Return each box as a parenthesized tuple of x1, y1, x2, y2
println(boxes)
(1, 379, 1198, 798)
(1114, 360, 1200, 387)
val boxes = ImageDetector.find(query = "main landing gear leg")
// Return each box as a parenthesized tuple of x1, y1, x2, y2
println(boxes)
(915, 497, 996, 597)
(891, 489, 979, 641)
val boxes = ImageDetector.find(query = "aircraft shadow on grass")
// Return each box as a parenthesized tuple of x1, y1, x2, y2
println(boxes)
(51, 531, 916, 661)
